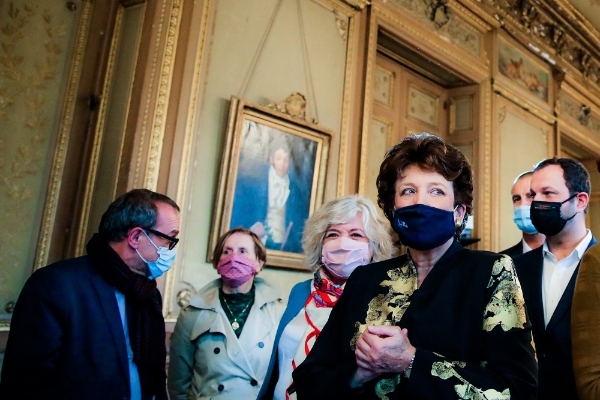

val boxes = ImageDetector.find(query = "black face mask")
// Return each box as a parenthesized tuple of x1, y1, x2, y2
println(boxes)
(530, 193, 578, 236)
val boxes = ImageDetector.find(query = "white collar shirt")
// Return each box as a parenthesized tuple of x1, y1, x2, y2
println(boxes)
(522, 239, 533, 253)
(541, 229, 592, 326)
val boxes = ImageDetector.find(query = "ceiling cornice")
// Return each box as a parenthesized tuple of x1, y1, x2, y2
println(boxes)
(463, 0, 600, 96)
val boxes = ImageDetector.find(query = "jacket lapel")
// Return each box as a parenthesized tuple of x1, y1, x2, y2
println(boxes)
(516, 248, 545, 340)
(546, 236, 598, 331)
(89, 273, 129, 378)
(545, 266, 578, 331)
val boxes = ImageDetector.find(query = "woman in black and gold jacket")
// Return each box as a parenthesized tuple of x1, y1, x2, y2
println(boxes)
(293, 134, 537, 399)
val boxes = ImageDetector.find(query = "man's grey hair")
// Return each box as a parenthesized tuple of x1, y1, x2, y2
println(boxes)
(302, 194, 396, 271)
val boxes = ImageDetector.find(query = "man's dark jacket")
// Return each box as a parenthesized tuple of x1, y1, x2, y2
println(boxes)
(0, 256, 165, 400)
(501, 241, 524, 258)
(514, 237, 597, 400)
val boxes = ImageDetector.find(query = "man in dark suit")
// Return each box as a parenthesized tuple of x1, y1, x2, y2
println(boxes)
(514, 157, 595, 400)
(0, 189, 180, 400)
(501, 171, 545, 257)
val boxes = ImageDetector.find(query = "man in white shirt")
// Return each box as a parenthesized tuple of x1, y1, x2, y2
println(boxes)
(513, 157, 595, 400)
(501, 171, 545, 257)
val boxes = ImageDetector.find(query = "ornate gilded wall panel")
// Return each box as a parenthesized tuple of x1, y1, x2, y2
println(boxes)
(387, 0, 483, 57)
(0, 0, 85, 328)
(559, 92, 600, 134)
(466, 0, 600, 95)
(130, 0, 183, 191)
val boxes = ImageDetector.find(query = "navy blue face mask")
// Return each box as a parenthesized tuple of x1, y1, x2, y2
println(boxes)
(392, 204, 457, 251)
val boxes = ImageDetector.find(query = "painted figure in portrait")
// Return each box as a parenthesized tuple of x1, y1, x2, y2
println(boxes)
(230, 120, 317, 254)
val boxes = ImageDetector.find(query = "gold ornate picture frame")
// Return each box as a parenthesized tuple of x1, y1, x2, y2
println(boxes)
(209, 96, 331, 271)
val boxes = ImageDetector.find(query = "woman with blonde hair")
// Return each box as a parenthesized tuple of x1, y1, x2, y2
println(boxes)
(258, 195, 395, 400)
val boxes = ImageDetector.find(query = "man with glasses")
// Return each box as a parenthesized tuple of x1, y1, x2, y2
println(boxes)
(514, 158, 596, 400)
(0, 189, 180, 400)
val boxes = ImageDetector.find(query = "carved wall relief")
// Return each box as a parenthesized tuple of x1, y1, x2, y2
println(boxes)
(387, 0, 482, 57)
(560, 93, 600, 133)
(475, 0, 600, 90)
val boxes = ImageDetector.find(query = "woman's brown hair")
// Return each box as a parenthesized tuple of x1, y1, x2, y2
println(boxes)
(376, 133, 474, 234)
(211, 227, 267, 268)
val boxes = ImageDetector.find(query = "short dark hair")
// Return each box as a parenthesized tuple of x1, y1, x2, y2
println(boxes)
(376, 134, 474, 234)
(534, 157, 591, 212)
(534, 157, 591, 196)
(98, 189, 179, 242)
(212, 227, 267, 269)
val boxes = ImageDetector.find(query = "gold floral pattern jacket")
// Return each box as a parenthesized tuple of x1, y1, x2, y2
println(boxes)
(293, 241, 537, 399)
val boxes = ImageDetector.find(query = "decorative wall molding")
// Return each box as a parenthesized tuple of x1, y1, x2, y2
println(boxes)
(492, 80, 556, 124)
(35, 0, 93, 270)
(342, 0, 370, 10)
(133, 0, 182, 190)
(144, 0, 182, 189)
(481, 80, 492, 250)
(164, 0, 213, 320)
(466, 0, 600, 96)
(358, 4, 379, 196)
(75, 6, 126, 254)
(322, 0, 361, 197)
(559, 92, 600, 133)
(386, 0, 483, 57)
(373, 1, 488, 82)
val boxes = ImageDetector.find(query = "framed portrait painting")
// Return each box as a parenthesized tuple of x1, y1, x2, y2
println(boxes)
(210, 96, 331, 270)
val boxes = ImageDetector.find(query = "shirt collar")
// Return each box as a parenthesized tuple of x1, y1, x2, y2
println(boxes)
(522, 239, 533, 253)
(542, 229, 593, 260)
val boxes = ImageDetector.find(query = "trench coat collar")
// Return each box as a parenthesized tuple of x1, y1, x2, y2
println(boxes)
(189, 277, 281, 310)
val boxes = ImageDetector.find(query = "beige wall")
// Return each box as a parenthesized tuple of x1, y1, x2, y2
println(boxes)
(171, 0, 351, 313)
(497, 98, 553, 251)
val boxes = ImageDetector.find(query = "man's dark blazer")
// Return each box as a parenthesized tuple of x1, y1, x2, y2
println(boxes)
(501, 241, 524, 258)
(0, 256, 161, 400)
(514, 236, 597, 400)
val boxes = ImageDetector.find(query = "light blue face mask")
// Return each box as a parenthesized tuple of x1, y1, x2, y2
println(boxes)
(136, 231, 177, 279)
(513, 205, 538, 235)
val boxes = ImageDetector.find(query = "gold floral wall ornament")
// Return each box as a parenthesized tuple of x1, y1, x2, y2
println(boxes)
(265, 92, 318, 124)
(0, 1, 77, 320)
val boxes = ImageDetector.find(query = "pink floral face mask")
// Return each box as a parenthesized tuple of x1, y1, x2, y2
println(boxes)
(217, 253, 257, 288)
(321, 237, 371, 280)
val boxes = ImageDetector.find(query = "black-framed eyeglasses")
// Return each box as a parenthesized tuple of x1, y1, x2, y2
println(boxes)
(145, 228, 179, 250)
